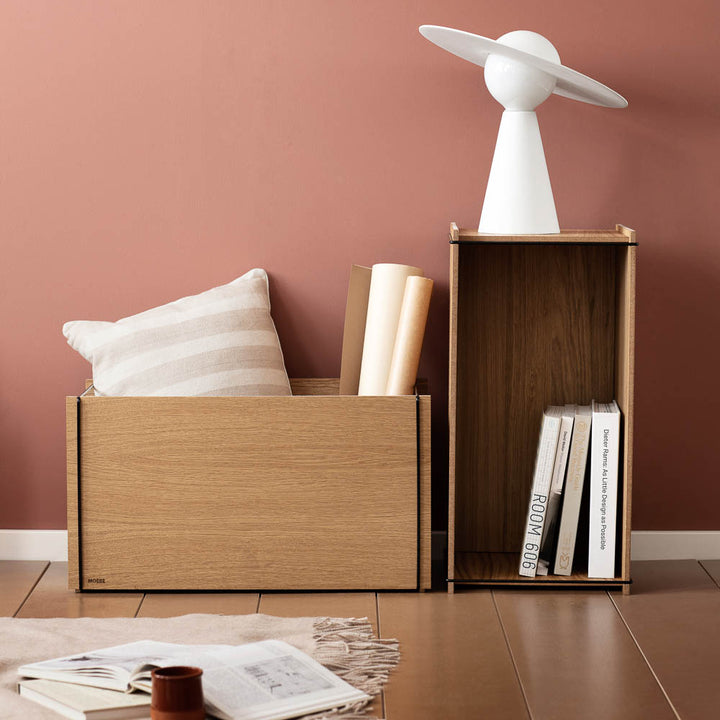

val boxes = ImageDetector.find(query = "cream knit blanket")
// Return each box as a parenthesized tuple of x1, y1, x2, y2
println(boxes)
(0, 614, 399, 719)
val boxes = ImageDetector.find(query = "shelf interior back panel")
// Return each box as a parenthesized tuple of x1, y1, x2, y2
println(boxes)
(455, 244, 617, 553)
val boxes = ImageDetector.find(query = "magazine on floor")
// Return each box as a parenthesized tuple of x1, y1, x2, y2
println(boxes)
(18, 639, 369, 720)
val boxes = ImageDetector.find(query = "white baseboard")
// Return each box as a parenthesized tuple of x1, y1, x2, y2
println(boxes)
(0, 530, 68, 561)
(630, 531, 720, 561)
(1, 529, 720, 563)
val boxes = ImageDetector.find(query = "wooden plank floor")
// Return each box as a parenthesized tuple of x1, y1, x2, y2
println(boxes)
(378, 591, 529, 719)
(137, 592, 259, 617)
(494, 589, 676, 720)
(699, 558, 720, 587)
(0, 560, 47, 616)
(611, 560, 720, 720)
(3, 560, 720, 719)
(15, 562, 144, 618)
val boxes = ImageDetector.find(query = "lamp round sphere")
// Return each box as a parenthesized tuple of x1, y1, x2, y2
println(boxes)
(484, 31, 560, 111)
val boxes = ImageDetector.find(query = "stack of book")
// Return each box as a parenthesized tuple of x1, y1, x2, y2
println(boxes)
(518, 400, 621, 579)
(16, 639, 369, 720)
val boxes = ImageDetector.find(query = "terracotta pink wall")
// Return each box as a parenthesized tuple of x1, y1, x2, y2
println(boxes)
(1, 1, 719, 530)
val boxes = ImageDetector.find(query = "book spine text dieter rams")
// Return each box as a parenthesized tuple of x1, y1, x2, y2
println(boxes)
(519, 408, 562, 577)
(588, 400, 621, 578)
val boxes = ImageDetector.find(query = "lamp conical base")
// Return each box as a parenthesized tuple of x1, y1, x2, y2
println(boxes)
(478, 110, 559, 235)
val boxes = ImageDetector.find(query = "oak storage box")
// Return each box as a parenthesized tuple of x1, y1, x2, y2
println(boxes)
(67, 378, 431, 591)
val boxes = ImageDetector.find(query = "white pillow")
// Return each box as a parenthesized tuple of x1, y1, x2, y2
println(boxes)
(63, 269, 291, 397)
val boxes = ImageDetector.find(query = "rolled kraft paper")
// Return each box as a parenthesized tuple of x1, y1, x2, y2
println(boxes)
(386, 277, 433, 395)
(339, 265, 372, 395)
(358, 263, 424, 395)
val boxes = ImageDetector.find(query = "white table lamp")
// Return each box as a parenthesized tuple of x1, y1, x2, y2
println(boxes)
(419, 27, 628, 234)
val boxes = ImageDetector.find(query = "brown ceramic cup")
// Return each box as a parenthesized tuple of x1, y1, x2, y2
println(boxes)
(150, 666, 205, 720)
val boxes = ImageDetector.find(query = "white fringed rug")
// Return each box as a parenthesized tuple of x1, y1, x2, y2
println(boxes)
(0, 613, 399, 719)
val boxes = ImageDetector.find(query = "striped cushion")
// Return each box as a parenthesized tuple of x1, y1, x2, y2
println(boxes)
(63, 269, 291, 397)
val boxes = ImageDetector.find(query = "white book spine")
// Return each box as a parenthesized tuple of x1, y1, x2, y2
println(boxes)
(537, 412, 575, 572)
(549, 415, 574, 496)
(553, 408, 592, 576)
(519, 413, 561, 577)
(588, 402, 621, 578)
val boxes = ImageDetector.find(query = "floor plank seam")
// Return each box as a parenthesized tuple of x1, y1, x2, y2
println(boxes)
(697, 560, 720, 589)
(134, 594, 146, 618)
(12, 561, 50, 618)
(373, 594, 387, 720)
(490, 591, 533, 720)
(255, 594, 262, 614)
(374, 593, 382, 638)
(607, 591, 682, 720)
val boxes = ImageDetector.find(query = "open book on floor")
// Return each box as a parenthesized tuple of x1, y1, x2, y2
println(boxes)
(18, 639, 370, 720)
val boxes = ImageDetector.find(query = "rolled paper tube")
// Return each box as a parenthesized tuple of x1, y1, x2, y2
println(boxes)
(358, 263, 424, 396)
(386, 276, 433, 395)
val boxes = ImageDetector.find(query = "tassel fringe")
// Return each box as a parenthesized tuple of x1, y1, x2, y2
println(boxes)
(301, 616, 400, 720)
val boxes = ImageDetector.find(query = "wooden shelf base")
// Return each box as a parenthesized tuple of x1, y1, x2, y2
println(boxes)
(451, 552, 628, 590)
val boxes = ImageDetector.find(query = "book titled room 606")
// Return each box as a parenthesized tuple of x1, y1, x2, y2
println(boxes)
(519, 407, 564, 578)
(521, 541, 541, 572)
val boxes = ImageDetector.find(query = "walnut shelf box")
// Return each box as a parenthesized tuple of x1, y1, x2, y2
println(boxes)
(448, 224, 636, 593)
(67, 378, 431, 592)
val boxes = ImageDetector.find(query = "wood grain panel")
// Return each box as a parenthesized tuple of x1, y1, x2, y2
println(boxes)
(615, 240, 637, 592)
(418, 395, 432, 590)
(612, 560, 720, 720)
(448, 239, 459, 593)
(137, 593, 260, 617)
(66, 397, 79, 589)
(455, 228, 636, 244)
(495, 589, 676, 720)
(454, 552, 626, 589)
(290, 378, 340, 395)
(16, 563, 142, 618)
(77, 395, 419, 590)
(0, 561, 48, 616)
(455, 244, 616, 552)
(378, 592, 529, 720)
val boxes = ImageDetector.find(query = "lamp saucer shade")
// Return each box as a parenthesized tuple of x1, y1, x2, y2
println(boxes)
(419, 25, 627, 109)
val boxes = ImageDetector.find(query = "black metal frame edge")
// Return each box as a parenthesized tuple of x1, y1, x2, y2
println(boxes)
(415, 393, 421, 592)
(76, 395, 83, 590)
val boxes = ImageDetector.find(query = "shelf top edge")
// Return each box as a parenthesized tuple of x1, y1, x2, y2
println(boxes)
(449, 224, 637, 246)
